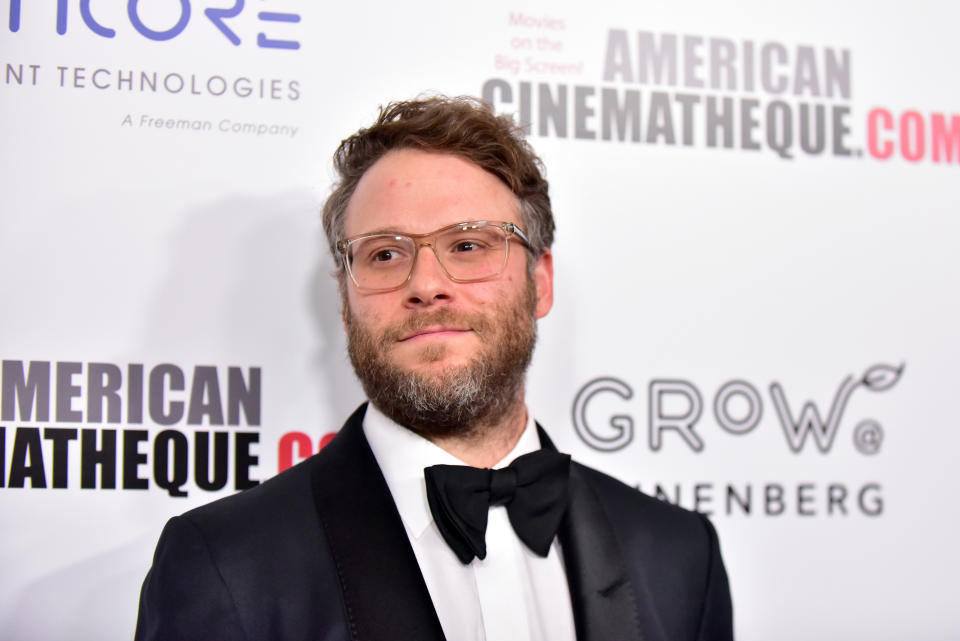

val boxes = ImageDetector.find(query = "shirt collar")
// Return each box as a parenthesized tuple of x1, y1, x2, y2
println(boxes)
(363, 403, 542, 540)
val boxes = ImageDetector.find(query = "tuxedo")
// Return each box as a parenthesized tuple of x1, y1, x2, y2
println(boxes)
(135, 404, 733, 641)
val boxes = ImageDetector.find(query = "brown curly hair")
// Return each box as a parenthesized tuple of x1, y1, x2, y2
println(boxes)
(321, 95, 554, 274)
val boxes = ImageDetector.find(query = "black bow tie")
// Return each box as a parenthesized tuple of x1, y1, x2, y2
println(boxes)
(424, 449, 571, 564)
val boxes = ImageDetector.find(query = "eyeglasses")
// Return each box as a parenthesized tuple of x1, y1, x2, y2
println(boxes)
(337, 220, 530, 292)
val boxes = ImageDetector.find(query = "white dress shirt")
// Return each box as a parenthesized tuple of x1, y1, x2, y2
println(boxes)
(363, 403, 577, 641)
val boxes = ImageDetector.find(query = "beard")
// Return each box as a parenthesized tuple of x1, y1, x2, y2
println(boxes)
(344, 278, 538, 440)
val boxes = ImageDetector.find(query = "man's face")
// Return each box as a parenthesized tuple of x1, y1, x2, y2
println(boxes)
(341, 149, 553, 437)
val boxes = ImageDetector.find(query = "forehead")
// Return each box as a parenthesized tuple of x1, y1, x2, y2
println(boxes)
(343, 149, 519, 237)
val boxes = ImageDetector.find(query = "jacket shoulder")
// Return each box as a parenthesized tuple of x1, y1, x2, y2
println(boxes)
(573, 462, 712, 542)
(182, 453, 318, 537)
(136, 454, 348, 641)
(572, 462, 733, 641)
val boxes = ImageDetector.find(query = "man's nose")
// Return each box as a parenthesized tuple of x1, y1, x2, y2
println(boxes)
(403, 242, 453, 306)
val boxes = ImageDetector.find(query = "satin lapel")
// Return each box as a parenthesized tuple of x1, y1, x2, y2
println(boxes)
(311, 404, 446, 641)
(538, 425, 645, 641)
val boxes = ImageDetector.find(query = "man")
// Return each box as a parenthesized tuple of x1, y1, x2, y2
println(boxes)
(135, 96, 733, 641)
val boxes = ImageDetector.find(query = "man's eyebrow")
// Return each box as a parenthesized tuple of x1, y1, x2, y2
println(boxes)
(348, 221, 491, 239)
(352, 227, 410, 237)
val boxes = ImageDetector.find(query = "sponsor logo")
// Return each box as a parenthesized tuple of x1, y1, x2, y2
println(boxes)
(4, 2, 303, 106)
(0, 359, 262, 497)
(7, 0, 301, 49)
(573, 362, 902, 454)
(481, 16, 958, 165)
(571, 362, 902, 517)
(4, 63, 301, 102)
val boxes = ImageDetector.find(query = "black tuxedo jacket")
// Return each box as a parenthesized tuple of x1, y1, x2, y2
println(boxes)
(135, 404, 732, 641)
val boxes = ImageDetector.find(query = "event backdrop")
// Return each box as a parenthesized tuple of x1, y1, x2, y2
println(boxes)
(2, 1, 958, 639)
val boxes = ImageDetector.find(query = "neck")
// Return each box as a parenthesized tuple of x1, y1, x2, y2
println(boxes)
(427, 391, 529, 468)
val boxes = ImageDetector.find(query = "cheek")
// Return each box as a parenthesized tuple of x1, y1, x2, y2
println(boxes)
(347, 292, 396, 329)
(461, 281, 503, 308)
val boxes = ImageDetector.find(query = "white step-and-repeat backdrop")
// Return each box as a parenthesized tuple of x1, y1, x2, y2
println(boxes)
(2, 1, 957, 639)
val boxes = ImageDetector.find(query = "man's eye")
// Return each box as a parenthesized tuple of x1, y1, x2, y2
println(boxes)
(371, 249, 397, 262)
(453, 241, 483, 252)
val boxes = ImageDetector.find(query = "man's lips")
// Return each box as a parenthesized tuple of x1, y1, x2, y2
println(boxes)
(397, 327, 472, 342)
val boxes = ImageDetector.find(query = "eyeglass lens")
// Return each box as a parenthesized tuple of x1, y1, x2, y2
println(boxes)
(347, 223, 510, 290)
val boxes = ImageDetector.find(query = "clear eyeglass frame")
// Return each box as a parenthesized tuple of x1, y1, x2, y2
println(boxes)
(336, 220, 531, 293)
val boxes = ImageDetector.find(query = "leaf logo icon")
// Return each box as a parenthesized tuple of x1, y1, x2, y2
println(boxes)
(861, 363, 905, 392)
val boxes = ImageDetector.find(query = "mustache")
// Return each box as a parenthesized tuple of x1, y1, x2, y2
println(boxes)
(380, 308, 493, 343)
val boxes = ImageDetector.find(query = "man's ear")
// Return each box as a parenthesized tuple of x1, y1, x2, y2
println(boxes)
(533, 249, 554, 319)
